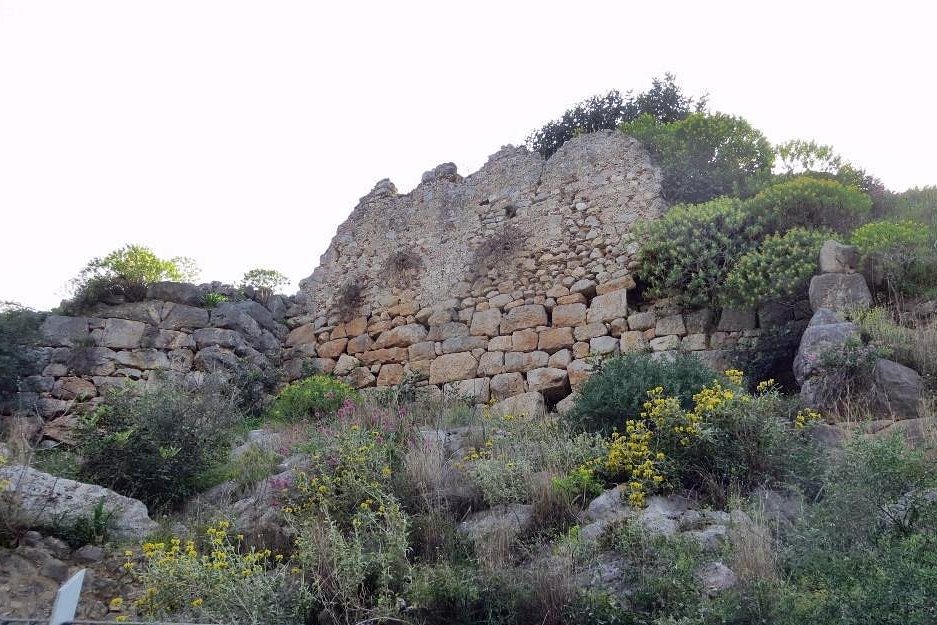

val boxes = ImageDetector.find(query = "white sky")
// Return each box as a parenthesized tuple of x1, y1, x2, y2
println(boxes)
(2, 1, 935, 311)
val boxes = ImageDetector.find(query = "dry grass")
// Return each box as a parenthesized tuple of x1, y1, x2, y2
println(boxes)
(851, 306, 937, 388)
(729, 507, 781, 586)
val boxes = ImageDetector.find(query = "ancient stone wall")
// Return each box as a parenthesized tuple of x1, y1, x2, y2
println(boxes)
(281, 131, 810, 405)
(17, 282, 287, 433)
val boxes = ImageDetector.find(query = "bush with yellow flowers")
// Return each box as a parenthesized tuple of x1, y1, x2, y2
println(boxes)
(572, 370, 826, 508)
(125, 520, 309, 625)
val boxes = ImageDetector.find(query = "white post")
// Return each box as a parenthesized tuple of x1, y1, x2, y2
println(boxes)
(48, 569, 86, 625)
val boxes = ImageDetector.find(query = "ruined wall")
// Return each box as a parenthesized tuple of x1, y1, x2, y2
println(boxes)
(281, 131, 808, 404)
(17, 282, 287, 433)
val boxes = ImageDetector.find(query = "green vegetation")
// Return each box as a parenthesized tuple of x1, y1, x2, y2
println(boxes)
(79, 375, 240, 510)
(621, 111, 774, 203)
(266, 374, 357, 422)
(852, 219, 937, 298)
(568, 352, 716, 434)
(747, 175, 872, 232)
(64, 243, 198, 312)
(0, 302, 42, 403)
(527, 73, 706, 159)
(722, 228, 831, 308)
(635, 198, 765, 307)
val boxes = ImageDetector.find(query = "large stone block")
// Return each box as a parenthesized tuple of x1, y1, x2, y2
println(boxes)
(717, 309, 757, 332)
(115, 349, 170, 370)
(51, 377, 97, 401)
(511, 329, 539, 352)
(408, 341, 436, 361)
(317, 338, 349, 359)
(376, 363, 405, 386)
(429, 352, 478, 384)
(478, 351, 505, 376)
(627, 311, 656, 331)
(285, 323, 318, 347)
(359, 347, 409, 365)
(538, 327, 574, 354)
(100, 318, 148, 349)
(147, 281, 203, 306)
(193, 328, 248, 352)
(590, 335, 620, 355)
(526, 367, 570, 400)
(504, 350, 549, 373)
(445, 377, 490, 403)
(500, 304, 548, 334)
(567, 359, 594, 389)
(470, 308, 502, 337)
(490, 372, 526, 400)
(586, 290, 628, 323)
(793, 319, 860, 384)
(620, 331, 649, 353)
(596, 274, 636, 295)
(552, 303, 587, 328)
(872, 358, 924, 419)
(40, 315, 90, 347)
(818, 240, 860, 274)
(655, 314, 687, 337)
(374, 323, 428, 349)
(574, 322, 608, 341)
(441, 335, 489, 354)
(160, 304, 210, 331)
(809, 273, 872, 312)
(487, 391, 545, 418)
(426, 322, 469, 342)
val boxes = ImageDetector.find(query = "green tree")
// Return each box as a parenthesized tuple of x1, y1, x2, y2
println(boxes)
(747, 175, 872, 233)
(65, 244, 199, 311)
(240, 268, 289, 301)
(621, 112, 775, 203)
(0, 302, 42, 402)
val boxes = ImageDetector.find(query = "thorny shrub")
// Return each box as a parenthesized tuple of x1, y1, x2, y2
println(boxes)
(266, 375, 356, 423)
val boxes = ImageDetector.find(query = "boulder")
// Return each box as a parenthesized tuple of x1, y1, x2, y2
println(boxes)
(444, 377, 491, 403)
(470, 308, 502, 337)
(872, 358, 924, 419)
(147, 281, 204, 306)
(655, 314, 686, 337)
(490, 372, 526, 400)
(809, 273, 872, 312)
(426, 322, 470, 342)
(717, 308, 757, 332)
(487, 391, 544, 418)
(459, 504, 533, 543)
(697, 561, 738, 596)
(627, 311, 656, 331)
(818, 240, 860, 274)
(285, 323, 318, 347)
(115, 349, 170, 370)
(526, 367, 570, 400)
(193, 328, 248, 353)
(99, 318, 147, 349)
(40, 316, 90, 347)
(538, 327, 574, 354)
(50, 377, 96, 401)
(793, 320, 861, 385)
(552, 303, 587, 328)
(0, 466, 158, 540)
(160, 304, 210, 331)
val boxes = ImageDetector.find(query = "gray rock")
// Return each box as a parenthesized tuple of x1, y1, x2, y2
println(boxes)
(819, 240, 860, 274)
(717, 308, 757, 331)
(872, 358, 924, 419)
(193, 327, 248, 353)
(757, 302, 793, 327)
(147, 281, 204, 306)
(40, 316, 90, 347)
(99, 318, 147, 349)
(0, 466, 158, 540)
(793, 321, 861, 385)
(159, 304, 210, 330)
(459, 504, 533, 543)
(809, 273, 872, 312)
(697, 561, 737, 596)
(73, 544, 105, 563)
(487, 391, 545, 418)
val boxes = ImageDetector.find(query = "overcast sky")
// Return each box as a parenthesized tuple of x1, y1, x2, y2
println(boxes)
(2, 1, 935, 310)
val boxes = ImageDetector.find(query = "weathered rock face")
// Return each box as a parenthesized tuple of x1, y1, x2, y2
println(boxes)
(0, 466, 158, 541)
(808, 273, 872, 312)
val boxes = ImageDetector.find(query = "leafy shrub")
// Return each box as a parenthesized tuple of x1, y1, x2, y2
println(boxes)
(0, 303, 42, 403)
(851, 219, 937, 298)
(80, 375, 240, 509)
(722, 228, 831, 308)
(526, 74, 705, 158)
(804, 336, 884, 418)
(747, 176, 872, 233)
(850, 307, 937, 388)
(568, 351, 716, 434)
(240, 268, 289, 302)
(892, 185, 937, 227)
(774, 139, 844, 176)
(128, 520, 308, 624)
(64, 244, 198, 312)
(266, 375, 356, 422)
(201, 292, 228, 308)
(635, 197, 767, 307)
(621, 111, 774, 203)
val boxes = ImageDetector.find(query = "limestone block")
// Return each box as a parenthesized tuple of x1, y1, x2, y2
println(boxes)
(808, 273, 872, 312)
(115, 349, 170, 370)
(552, 303, 587, 327)
(100, 318, 148, 349)
(377, 363, 405, 386)
(684, 309, 714, 334)
(538, 327, 574, 354)
(317, 338, 349, 359)
(627, 311, 656, 331)
(359, 347, 409, 365)
(500, 304, 548, 334)
(511, 329, 539, 352)
(445, 377, 490, 403)
(334, 354, 360, 376)
(590, 336, 619, 356)
(568, 359, 594, 389)
(429, 352, 478, 384)
(717, 309, 757, 332)
(427, 322, 469, 341)
(655, 314, 687, 337)
(526, 367, 570, 398)
(490, 372, 526, 400)
(487, 391, 544, 418)
(470, 308, 502, 337)
(374, 323, 428, 348)
(408, 341, 436, 361)
(548, 349, 572, 368)
(818, 240, 860, 273)
(160, 304, 210, 331)
(682, 334, 708, 351)
(620, 331, 649, 353)
(587, 290, 628, 323)
(650, 335, 681, 352)
(570, 279, 598, 297)
(504, 351, 549, 373)
(51, 377, 96, 401)
(478, 351, 505, 376)
(348, 333, 374, 354)
(40, 315, 90, 347)
(488, 335, 513, 351)
(574, 323, 608, 341)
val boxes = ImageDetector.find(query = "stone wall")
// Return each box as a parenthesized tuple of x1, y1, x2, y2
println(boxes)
(281, 130, 810, 405)
(17, 282, 288, 429)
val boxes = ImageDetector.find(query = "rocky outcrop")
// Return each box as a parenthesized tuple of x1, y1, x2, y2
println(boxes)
(0, 466, 158, 541)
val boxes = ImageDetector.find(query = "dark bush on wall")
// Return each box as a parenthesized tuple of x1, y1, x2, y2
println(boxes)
(568, 351, 716, 434)
(79, 375, 240, 510)
(621, 111, 775, 204)
(526, 74, 705, 159)
(747, 175, 872, 233)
